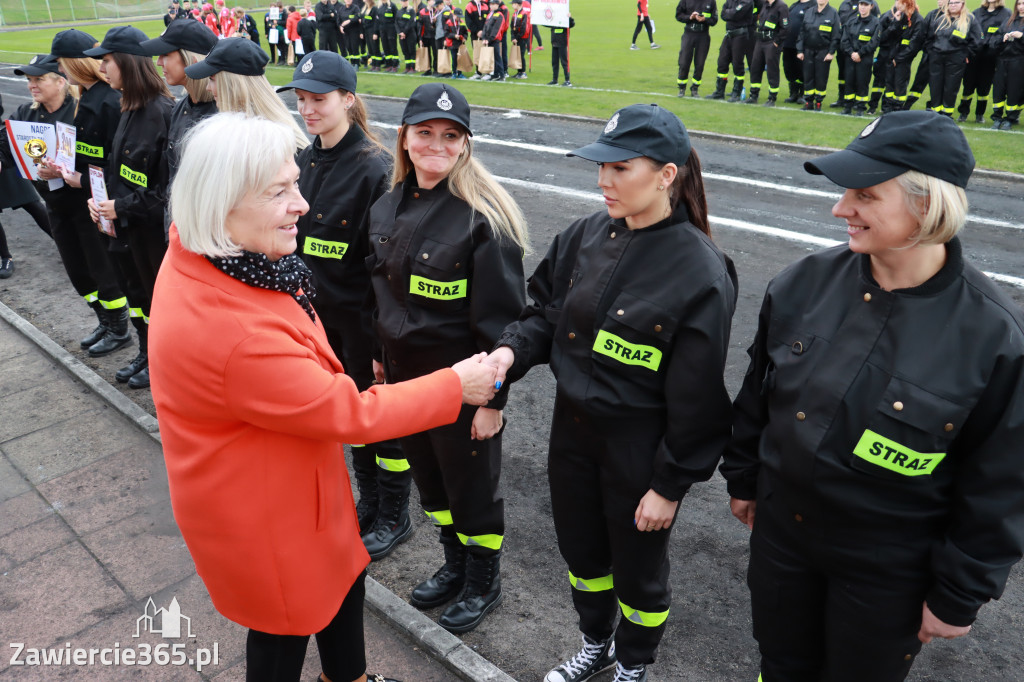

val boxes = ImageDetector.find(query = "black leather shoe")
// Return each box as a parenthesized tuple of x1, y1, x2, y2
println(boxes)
(128, 367, 150, 389)
(115, 351, 148, 383)
(0, 257, 14, 279)
(438, 553, 502, 633)
(366, 675, 402, 682)
(411, 540, 467, 608)
(88, 307, 132, 357)
(81, 306, 107, 348)
(362, 509, 412, 560)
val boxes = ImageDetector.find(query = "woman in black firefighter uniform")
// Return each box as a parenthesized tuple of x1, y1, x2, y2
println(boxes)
(882, 0, 925, 111)
(708, 0, 756, 100)
(990, 0, 1024, 128)
(50, 32, 133, 357)
(140, 18, 219, 236)
(868, 2, 900, 112)
(1, 51, 131, 360)
(924, 0, 983, 115)
(361, 0, 382, 70)
(397, 0, 419, 72)
(488, 104, 737, 682)
(796, 0, 841, 109)
(839, 0, 881, 113)
(722, 110, 1024, 682)
(747, 0, 790, 104)
(366, 84, 528, 634)
(675, 0, 719, 96)
(278, 51, 413, 561)
(956, 0, 1009, 121)
(339, 0, 363, 69)
(84, 28, 174, 390)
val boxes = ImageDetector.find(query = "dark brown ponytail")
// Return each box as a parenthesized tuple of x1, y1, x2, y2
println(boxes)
(347, 92, 392, 159)
(669, 149, 710, 237)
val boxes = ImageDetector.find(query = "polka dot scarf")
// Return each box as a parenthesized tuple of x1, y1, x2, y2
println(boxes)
(207, 251, 317, 322)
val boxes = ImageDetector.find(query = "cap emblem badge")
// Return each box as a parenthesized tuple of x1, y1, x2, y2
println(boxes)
(859, 117, 881, 138)
(604, 113, 619, 134)
(437, 90, 453, 111)
(29, 56, 38, 64)
(301, 58, 314, 73)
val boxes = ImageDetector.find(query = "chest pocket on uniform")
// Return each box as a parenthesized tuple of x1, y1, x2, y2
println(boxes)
(852, 375, 971, 480)
(409, 238, 470, 306)
(592, 291, 677, 376)
(764, 318, 820, 401)
(304, 204, 356, 261)
(118, 147, 150, 188)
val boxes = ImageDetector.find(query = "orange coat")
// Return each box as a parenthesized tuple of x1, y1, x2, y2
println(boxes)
(149, 228, 463, 635)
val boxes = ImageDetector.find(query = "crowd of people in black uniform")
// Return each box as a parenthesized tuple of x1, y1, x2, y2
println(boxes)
(675, 0, 1024, 127)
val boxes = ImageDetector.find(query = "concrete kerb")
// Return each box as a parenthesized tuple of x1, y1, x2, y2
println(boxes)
(362, 93, 1024, 186)
(0, 298, 516, 682)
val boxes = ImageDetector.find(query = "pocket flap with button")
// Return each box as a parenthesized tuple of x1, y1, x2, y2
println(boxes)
(412, 238, 467, 273)
(877, 375, 971, 439)
(604, 291, 677, 342)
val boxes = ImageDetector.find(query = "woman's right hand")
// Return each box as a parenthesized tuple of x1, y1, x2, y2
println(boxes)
(730, 497, 756, 530)
(452, 352, 498, 405)
(372, 359, 385, 383)
(87, 198, 101, 224)
(483, 346, 515, 388)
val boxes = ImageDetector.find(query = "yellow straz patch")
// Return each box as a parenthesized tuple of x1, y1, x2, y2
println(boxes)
(76, 141, 102, 158)
(119, 164, 147, 187)
(409, 275, 467, 300)
(592, 330, 662, 371)
(303, 237, 348, 259)
(852, 430, 946, 476)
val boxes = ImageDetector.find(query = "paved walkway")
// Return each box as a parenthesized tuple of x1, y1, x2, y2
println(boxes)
(0, 305, 498, 681)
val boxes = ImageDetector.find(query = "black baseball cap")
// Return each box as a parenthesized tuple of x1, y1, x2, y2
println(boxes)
(184, 37, 269, 78)
(140, 18, 219, 56)
(805, 110, 975, 189)
(50, 29, 99, 59)
(402, 83, 473, 136)
(84, 26, 151, 58)
(278, 51, 357, 94)
(569, 104, 692, 167)
(14, 54, 63, 77)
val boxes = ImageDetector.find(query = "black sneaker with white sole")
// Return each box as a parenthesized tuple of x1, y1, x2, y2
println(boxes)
(611, 662, 648, 682)
(544, 635, 616, 682)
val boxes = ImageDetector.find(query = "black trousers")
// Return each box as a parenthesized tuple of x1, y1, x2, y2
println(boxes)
(992, 55, 1024, 122)
(801, 48, 832, 101)
(344, 30, 362, 66)
(319, 28, 339, 53)
(844, 54, 872, 106)
(958, 52, 999, 116)
(246, 571, 366, 682)
(381, 30, 398, 67)
(399, 402, 504, 557)
(783, 46, 803, 88)
(399, 33, 418, 68)
(104, 239, 148, 345)
(885, 58, 913, 109)
(834, 50, 847, 98)
(124, 222, 167, 312)
(870, 50, 891, 106)
(749, 40, 782, 96)
(48, 199, 124, 309)
(928, 51, 967, 114)
(552, 44, 569, 81)
(678, 31, 711, 88)
(632, 15, 654, 44)
(717, 31, 751, 80)
(749, 497, 926, 682)
(366, 34, 382, 66)
(909, 52, 930, 103)
(549, 396, 674, 668)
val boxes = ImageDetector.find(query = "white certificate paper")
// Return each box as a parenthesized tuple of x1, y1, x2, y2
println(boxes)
(89, 164, 115, 237)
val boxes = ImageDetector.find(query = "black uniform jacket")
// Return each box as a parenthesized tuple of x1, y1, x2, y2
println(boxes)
(465, 1, 484, 36)
(876, 9, 900, 57)
(892, 9, 926, 61)
(720, 239, 1024, 628)
(107, 96, 173, 231)
(316, 0, 341, 30)
(840, 12, 880, 57)
(379, 2, 398, 35)
(0, 95, 76, 205)
(796, 3, 841, 52)
(721, 0, 756, 31)
(498, 206, 737, 503)
(837, 0, 878, 26)
(296, 125, 390, 332)
(756, 0, 789, 42)
(784, 0, 814, 47)
(925, 12, 983, 57)
(676, 0, 719, 33)
(550, 17, 574, 46)
(366, 174, 526, 410)
(72, 82, 121, 180)
(974, 6, 1010, 58)
(482, 10, 505, 42)
(999, 16, 1024, 59)
(339, 4, 361, 33)
(161, 96, 217, 232)
(397, 5, 418, 34)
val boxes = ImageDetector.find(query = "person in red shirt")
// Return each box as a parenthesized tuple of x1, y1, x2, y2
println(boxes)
(286, 4, 302, 63)
(217, 0, 237, 35)
(632, 0, 661, 49)
(203, 4, 221, 36)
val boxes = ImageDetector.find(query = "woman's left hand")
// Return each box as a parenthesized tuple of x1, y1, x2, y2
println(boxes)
(96, 199, 118, 222)
(35, 160, 62, 181)
(471, 407, 503, 440)
(634, 489, 679, 532)
(918, 603, 972, 644)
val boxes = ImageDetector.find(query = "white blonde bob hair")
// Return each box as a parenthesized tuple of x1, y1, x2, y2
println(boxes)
(171, 112, 297, 258)
(896, 170, 969, 246)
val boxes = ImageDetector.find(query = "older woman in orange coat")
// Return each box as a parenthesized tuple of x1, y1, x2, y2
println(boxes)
(149, 112, 497, 682)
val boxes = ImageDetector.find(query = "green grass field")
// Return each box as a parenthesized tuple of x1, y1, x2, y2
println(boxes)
(3, 0, 1020, 173)
(0, 0, 165, 25)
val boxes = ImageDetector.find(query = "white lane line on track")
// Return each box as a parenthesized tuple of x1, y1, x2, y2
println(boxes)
(495, 175, 1024, 288)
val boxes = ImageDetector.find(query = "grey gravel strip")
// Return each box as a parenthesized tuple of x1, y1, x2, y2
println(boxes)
(0, 297, 516, 682)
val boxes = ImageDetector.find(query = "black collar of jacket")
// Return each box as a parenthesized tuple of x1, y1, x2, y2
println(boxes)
(402, 169, 450, 197)
(610, 201, 691, 234)
(311, 122, 366, 160)
(859, 236, 964, 296)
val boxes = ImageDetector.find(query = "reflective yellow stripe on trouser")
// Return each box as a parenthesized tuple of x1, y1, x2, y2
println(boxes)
(457, 532, 503, 550)
(100, 296, 128, 310)
(619, 600, 669, 627)
(425, 509, 454, 526)
(568, 571, 614, 592)
(376, 455, 410, 472)
(83, 291, 99, 304)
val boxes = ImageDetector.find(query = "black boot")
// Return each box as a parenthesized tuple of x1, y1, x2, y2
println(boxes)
(785, 84, 802, 103)
(80, 302, 107, 349)
(410, 532, 467, 609)
(690, 85, 699, 97)
(745, 88, 759, 104)
(88, 307, 132, 357)
(115, 351, 147, 383)
(763, 94, 776, 107)
(705, 77, 726, 99)
(128, 366, 150, 389)
(727, 80, 744, 102)
(361, 478, 413, 560)
(352, 448, 379, 535)
(904, 95, 918, 110)
(437, 552, 502, 633)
